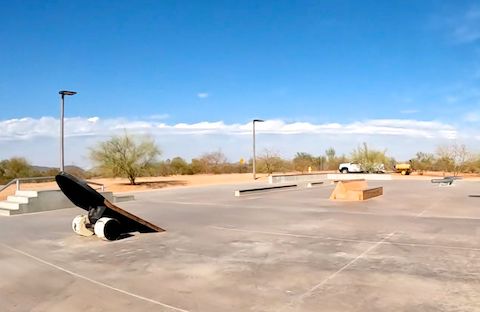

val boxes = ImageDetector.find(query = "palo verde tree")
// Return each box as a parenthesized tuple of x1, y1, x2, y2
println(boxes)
(90, 133, 161, 185)
(351, 142, 390, 172)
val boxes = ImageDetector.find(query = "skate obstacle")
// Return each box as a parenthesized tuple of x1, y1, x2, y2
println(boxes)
(431, 177, 455, 186)
(329, 179, 383, 201)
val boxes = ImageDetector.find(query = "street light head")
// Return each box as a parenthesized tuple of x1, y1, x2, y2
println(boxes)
(59, 90, 77, 96)
(253, 119, 265, 123)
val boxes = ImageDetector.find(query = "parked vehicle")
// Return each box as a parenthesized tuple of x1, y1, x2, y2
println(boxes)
(371, 163, 386, 173)
(394, 163, 412, 175)
(339, 162, 385, 174)
(338, 162, 362, 173)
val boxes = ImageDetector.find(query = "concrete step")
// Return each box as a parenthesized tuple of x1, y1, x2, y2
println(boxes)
(0, 201, 21, 210)
(0, 201, 21, 216)
(7, 195, 30, 204)
(15, 190, 38, 197)
(0, 209, 13, 216)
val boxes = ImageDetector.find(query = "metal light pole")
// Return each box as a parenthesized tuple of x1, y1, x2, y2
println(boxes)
(252, 119, 264, 180)
(59, 90, 77, 172)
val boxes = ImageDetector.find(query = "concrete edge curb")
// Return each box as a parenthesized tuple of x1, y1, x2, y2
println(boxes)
(306, 181, 325, 188)
(235, 184, 297, 197)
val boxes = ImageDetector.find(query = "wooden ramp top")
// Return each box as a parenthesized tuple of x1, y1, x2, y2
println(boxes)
(330, 179, 383, 201)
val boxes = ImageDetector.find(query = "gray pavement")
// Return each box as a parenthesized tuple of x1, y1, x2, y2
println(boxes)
(1, 180, 480, 311)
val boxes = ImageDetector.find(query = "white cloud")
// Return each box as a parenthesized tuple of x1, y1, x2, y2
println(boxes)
(464, 111, 480, 122)
(0, 116, 458, 140)
(454, 8, 480, 43)
(148, 114, 170, 120)
(0, 116, 469, 167)
(440, 7, 480, 44)
(197, 92, 209, 98)
(445, 96, 459, 103)
(87, 116, 99, 123)
(400, 109, 419, 114)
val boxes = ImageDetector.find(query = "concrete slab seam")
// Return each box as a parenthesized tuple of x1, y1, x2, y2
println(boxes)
(414, 188, 450, 217)
(415, 209, 427, 217)
(155, 200, 480, 222)
(279, 232, 396, 311)
(302, 232, 397, 295)
(210, 226, 379, 244)
(211, 226, 480, 252)
(0, 243, 191, 312)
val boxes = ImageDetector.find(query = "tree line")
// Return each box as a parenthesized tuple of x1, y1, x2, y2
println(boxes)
(1, 133, 479, 185)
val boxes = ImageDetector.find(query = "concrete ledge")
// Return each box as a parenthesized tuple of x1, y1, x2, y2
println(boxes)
(327, 173, 392, 181)
(0, 190, 115, 216)
(432, 178, 455, 187)
(269, 173, 326, 184)
(235, 184, 297, 197)
(29, 190, 114, 213)
(431, 178, 453, 183)
(306, 181, 325, 188)
(113, 194, 135, 203)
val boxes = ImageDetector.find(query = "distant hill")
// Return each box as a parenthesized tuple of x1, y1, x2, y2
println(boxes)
(31, 165, 58, 173)
(32, 165, 86, 175)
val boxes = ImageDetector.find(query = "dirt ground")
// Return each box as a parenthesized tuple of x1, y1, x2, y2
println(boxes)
(1, 171, 480, 201)
(0, 173, 269, 200)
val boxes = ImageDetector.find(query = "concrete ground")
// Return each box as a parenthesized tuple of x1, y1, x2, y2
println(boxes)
(1, 180, 480, 312)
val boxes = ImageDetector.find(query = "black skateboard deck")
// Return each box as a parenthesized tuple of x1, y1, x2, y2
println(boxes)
(56, 172, 164, 234)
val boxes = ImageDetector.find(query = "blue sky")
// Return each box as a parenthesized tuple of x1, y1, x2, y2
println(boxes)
(1, 0, 480, 166)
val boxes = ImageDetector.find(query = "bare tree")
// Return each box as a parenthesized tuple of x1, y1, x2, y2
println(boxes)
(90, 133, 160, 185)
(436, 143, 470, 176)
(257, 149, 285, 174)
(196, 151, 228, 174)
(412, 152, 435, 173)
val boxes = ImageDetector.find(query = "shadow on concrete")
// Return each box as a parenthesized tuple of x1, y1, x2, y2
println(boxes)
(122, 180, 189, 188)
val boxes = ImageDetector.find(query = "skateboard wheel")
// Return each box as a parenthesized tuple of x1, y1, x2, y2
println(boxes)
(94, 217, 121, 241)
(72, 215, 94, 237)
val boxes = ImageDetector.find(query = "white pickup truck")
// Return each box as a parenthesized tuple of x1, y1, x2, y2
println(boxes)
(338, 162, 385, 174)
(338, 162, 362, 173)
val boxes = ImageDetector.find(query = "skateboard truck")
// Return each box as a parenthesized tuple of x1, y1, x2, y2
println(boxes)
(88, 205, 107, 224)
(56, 172, 165, 241)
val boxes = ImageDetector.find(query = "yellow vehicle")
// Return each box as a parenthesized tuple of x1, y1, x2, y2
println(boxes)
(395, 163, 412, 175)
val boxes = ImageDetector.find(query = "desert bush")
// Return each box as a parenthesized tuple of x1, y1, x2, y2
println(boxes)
(170, 157, 192, 175)
(0, 157, 34, 183)
(293, 152, 315, 173)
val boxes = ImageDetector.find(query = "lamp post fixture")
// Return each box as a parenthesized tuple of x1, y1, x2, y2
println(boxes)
(252, 119, 264, 180)
(59, 90, 77, 172)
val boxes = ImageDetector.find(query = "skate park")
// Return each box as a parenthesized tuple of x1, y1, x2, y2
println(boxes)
(3, 2, 480, 311)
(1, 176, 480, 311)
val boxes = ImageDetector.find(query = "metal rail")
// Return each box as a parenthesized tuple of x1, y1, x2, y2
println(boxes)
(0, 176, 105, 195)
